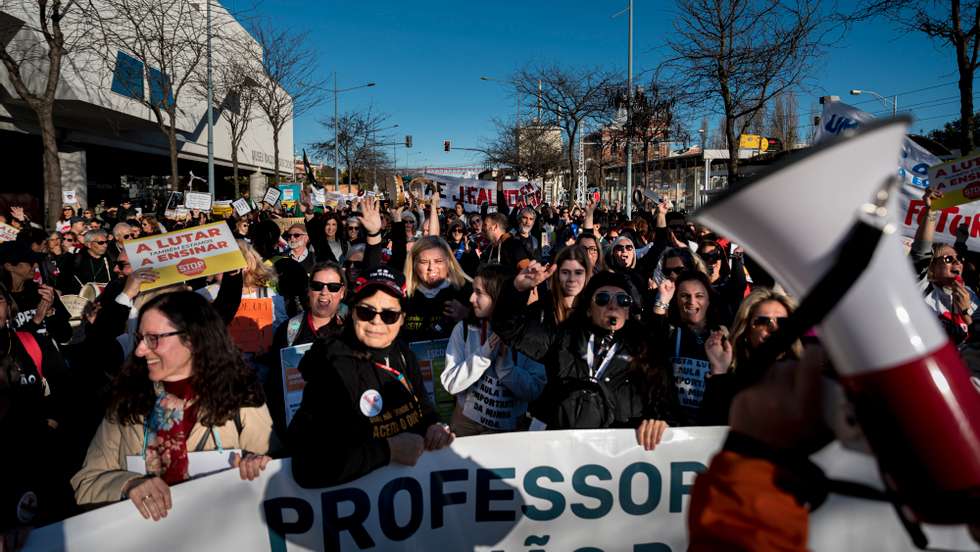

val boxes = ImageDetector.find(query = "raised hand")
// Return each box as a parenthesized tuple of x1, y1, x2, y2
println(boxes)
(656, 278, 676, 305)
(513, 261, 556, 292)
(705, 327, 732, 375)
(358, 197, 382, 235)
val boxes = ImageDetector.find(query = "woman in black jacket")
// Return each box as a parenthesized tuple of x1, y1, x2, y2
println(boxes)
(1, 242, 72, 345)
(492, 264, 676, 449)
(288, 267, 453, 487)
(314, 213, 349, 264)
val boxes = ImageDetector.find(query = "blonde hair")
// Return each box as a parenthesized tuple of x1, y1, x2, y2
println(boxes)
(404, 236, 470, 297)
(729, 287, 801, 372)
(237, 239, 277, 289)
(928, 243, 958, 284)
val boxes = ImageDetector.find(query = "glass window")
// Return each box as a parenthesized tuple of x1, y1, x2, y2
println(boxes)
(110, 51, 144, 100)
(148, 67, 173, 108)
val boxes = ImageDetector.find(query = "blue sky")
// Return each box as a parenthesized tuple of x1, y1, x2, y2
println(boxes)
(237, 1, 970, 168)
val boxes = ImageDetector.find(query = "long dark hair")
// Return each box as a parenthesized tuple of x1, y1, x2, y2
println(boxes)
(666, 270, 725, 330)
(108, 291, 264, 426)
(549, 245, 593, 323)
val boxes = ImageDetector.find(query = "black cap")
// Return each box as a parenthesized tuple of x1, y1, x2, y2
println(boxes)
(352, 266, 405, 301)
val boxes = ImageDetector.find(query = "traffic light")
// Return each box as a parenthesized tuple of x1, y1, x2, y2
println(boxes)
(405, 135, 412, 148)
(444, 140, 451, 152)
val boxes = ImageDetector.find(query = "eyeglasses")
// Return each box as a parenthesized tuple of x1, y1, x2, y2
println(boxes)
(663, 266, 686, 276)
(62, 237, 75, 243)
(613, 244, 634, 252)
(135, 330, 183, 350)
(701, 251, 724, 263)
(452, 228, 464, 234)
(354, 304, 403, 324)
(92, 240, 108, 245)
(115, 260, 130, 269)
(310, 281, 344, 293)
(347, 226, 360, 232)
(593, 291, 633, 308)
(751, 316, 787, 330)
(121, 234, 134, 240)
(940, 254, 966, 265)
(286, 233, 306, 239)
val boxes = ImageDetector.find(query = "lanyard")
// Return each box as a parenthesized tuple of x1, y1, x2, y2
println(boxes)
(375, 356, 414, 395)
(674, 328, 682, 358)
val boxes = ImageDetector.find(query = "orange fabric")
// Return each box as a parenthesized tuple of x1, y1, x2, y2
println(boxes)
(688, 451, 810, 552)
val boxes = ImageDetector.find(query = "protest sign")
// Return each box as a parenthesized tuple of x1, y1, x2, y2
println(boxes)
(420, 173, 542, 212)
(25, 429, 979, 552)
(928, 150, 980, 209)
(311, 187, 325, 206)
(123, 222, 246, 290)
(228, 297, 274, 354)
(280, 343, 312, 426)
(211, 200, 234, 218)
(273, 217, 306, 234)
(232, 198, 252, 217)
(409, 338, 454, 420)
(62, 190, 77, 204)
(280, 184, 302, 206)
(0, 222, 19, 242)
(183, 191, 213, 211)
(263, 187, 282, 206)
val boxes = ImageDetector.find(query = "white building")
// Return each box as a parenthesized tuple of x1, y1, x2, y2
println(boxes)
(0, 0, 292, 212)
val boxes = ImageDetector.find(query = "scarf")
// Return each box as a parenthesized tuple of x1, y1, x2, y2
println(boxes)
(417, 279, 451, 299)
(144, 379, 198, 485)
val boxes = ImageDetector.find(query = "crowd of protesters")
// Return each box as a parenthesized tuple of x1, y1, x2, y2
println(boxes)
(2, 179, 980, 551)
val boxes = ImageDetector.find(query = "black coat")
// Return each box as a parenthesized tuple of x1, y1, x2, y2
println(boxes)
(288, 333, 439, 488)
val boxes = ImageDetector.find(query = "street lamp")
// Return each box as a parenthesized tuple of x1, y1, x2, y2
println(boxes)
(480, 76, 521, 129)
(329, 74, 376, 191)
(849, 89, 897, 116)
(371, 123, 399, 190)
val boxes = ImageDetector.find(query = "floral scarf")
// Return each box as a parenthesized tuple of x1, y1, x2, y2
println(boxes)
(143, 379, 198, 485)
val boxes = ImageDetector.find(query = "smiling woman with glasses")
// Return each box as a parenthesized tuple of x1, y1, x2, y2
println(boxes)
(72, 291, 279, 520)
(288, 266, 453, 488)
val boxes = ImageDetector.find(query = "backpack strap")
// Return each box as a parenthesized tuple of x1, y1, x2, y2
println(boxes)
(15, 331, 43, 379)
(193, 411, 244, 452)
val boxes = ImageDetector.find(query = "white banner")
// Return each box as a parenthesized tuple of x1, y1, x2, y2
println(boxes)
(814, 101, 980, 247)
(184, 191, 213, 211)
(422, 173, 543, 212)
(24, 429, 978, 551)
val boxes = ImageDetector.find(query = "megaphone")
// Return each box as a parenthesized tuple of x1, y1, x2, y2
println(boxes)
(695, 118, 980, 524)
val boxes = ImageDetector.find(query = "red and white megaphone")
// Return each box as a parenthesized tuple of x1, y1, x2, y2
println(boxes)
(695, 118, 980, 524)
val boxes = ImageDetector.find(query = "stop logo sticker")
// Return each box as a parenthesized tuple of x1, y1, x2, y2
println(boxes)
(177, 257, 207, 276)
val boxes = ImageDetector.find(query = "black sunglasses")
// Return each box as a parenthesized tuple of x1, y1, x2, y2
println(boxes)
(613, 244, 634, 252)
(286, 233, 306, 239)
(354, 304, 402, 324)
(121, 234, 134, 240)
(92, 240, 108, 245)
(593, 291, 633, 308)
(751, 316, 787, 330)
(310, 281, 344, 293)
(940, 254, 966, 264)
(701, 251, 725, 263)
(663, 266, 686, 276)
(115, 260, 130, 269)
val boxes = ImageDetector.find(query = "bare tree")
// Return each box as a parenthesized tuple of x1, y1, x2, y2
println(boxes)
(848, 1, 980, 154)
(766, 91, 799, 150)
(249, 22, 322, 184)
(665, 0, 833, 183)
(512, 64, 616, 185)
(482, 117, 564, 183)
(314, 108, 392, 187)
(85, 0, 213, 190)
(203, 59, 257, 188)
(627, 81, 681, 189)
(0, 0, 93, 227)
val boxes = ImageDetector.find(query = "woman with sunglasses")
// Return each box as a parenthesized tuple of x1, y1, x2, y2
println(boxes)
(264, 262, 348, 439)
(72, 291, 278, 520)
(1, 242, 73, 346)
(910, 186, 979, 345)
(288, 267, 453, 487)
(697, 239, 747, 318)
(697, 287, 802, 425)
(650, 270, 728, 424)
(445, 221, 479, 277)
(492, 264, 677, 446)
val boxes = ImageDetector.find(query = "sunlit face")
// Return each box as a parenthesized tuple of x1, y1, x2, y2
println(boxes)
(677, 280, 709, 327)
(324, 218, 338, 239)
(86, 235, 108, 256)
(455, 204, 465, 216)
(520, 213, 535, 229)
(237, 221, 249, 235)
(309, 268, 344, 320)
(469, 276, 494, 319)
(415, 247, 449, 287)
(287, 228, 308, 251)
(558, 259, 587, 299)
(114, 253, 133, 277)
(613, 239, 635, 267)
(588, 285, 630, 331)
(353, 291, 404, 349)
(579, 237, 600, 267)
(747, 300, 789, 349)
(931, 244, 963, 286)
(135, 308, 193, 382)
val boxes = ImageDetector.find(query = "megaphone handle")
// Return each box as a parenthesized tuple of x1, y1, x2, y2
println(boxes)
(749, 218, 886, 383)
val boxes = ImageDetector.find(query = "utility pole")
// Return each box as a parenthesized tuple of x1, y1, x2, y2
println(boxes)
(333, 72, 339, 192)
(206, 0, 214, 196)
(624, 0, 634, 216)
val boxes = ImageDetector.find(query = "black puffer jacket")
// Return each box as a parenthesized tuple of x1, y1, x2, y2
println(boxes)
(492, 279, 678, 430)
(288, 330, 439, 488)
